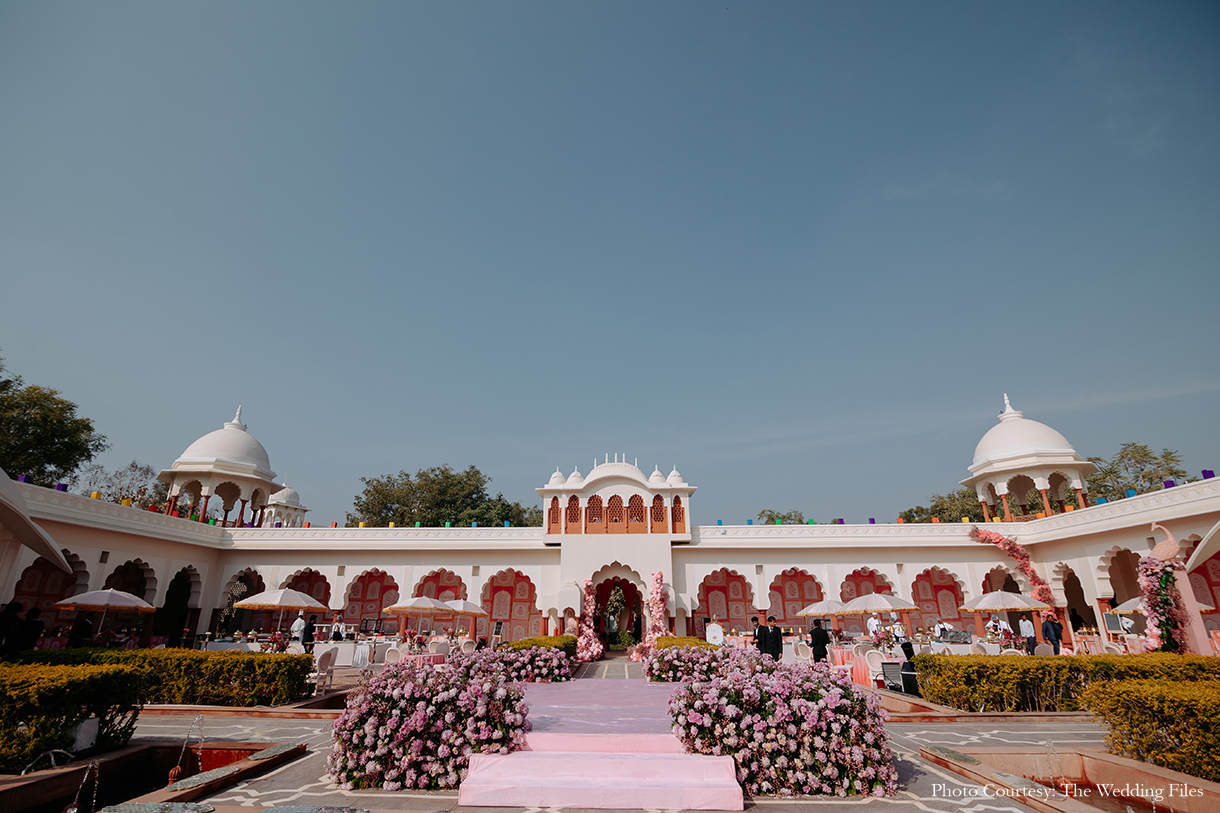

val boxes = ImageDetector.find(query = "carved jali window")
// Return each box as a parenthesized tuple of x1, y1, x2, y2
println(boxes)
(651, 495, 666, 522)
(607, 495, 624, 524)
(566, 496, 581, 531)
(628, 495, 645, 523)
(587, 495, 603, 524)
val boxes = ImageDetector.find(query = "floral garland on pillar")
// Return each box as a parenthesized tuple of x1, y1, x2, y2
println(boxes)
(629, 571, 670, 662)
(576, 579, 604, 662)
(969, 526, 1056, 605)
(1137, 556, 1188, 653)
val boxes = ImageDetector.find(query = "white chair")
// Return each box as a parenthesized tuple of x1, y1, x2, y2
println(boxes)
(1034, 643, 1054, 656)
(1103, 642, 1123, 655)
(864, 649, 885, 687)
(428, 640, 450, 656)
(1000, 648, 1024, 656)
(285, 643, 305, 655)
(918, 646, 932, 655)
(312, 648, 337, 693)
(969, 642, 987, 655)
(938, 648, 952, 655)
(461, 639, 477, 653)
(794, 642, 812, 664)
(383, 647, 402, 664)
(827, 648, 853, 677)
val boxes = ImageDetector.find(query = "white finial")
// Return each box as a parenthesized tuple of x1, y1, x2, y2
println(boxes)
(634, 458, 638, 468)
(235, 405, 243, 423)
(654, 466, 661, 474)
(1003, 393, 1012, 412)
(998, 393, 1023, 421)
(226, 405, 247, 429)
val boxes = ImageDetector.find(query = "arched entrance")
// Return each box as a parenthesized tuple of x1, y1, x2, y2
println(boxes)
(767, 568, 822, 628)
(910, 567, 965, 632)
(214, 569, 267, 634)
(693, 568, 755, 638)
(595, 577, 641, 644)
(346, 569, 400, 635)
(152, 567, 200, 647)
(839, 568, 893, 635)
(281, 569, 331, 606)
(102, 560, 155, 636)
(9, 551, 88, 632)
(414, 569, 468, 635)
(480, 569, 541, 642)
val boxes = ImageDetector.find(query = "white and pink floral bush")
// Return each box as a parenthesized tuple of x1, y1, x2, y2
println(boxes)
(629, 570, 670, 662)
(652, 646, 899, 797)
(326, 659, 529, 790)
(450, 646, 573, 683)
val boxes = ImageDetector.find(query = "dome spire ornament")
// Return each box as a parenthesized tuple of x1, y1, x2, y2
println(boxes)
(226, 406, 247, 431)
(998, 393, 1023, 421)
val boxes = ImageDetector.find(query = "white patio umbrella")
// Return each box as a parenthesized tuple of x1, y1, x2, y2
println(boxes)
(837, 593, 918, 616)
(383, 596, 451, 638)
(1112, 595, 1214, 614)
(959, 592, 1050, 613)
(444, 599, 489, 640)
(234, 588, 328, 631)
(796, 599, 844, 616)
(56, 588, 155, 632)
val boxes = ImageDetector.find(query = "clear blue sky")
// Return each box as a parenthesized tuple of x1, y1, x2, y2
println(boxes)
(3, 2, 1218, 525)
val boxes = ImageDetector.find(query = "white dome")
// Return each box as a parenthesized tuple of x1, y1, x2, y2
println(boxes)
(268, 485, 300, 506)
(566, 467, 584, 485)
(548, 468, 566, 486)
(972, 395, 1076, 467)
(666, 466, 686, 486)
(649, 466, 666, 484)
(174, 407, 273, 474)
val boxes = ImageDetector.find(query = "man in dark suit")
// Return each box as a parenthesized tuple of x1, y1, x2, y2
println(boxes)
(1041, 611, 1061, 655)
(751, 616, 764, 653)
(809, 619, 831, 662)
(766, 616, 783, 660)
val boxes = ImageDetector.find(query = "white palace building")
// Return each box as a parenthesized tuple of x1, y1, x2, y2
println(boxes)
(2, 398, 1220, 650)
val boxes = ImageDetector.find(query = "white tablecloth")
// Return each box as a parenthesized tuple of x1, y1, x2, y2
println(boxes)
(203, 642, 261, 652)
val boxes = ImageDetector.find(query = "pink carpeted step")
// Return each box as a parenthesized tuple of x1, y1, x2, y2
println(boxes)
(458, 751, 743, 811)
(523, 731, 685, 753)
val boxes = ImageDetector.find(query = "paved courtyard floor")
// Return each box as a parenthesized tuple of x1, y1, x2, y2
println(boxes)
(131, 654, 1107, 813)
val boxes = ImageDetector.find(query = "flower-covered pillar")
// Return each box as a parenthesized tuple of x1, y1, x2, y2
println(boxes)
(576, 579, 603, 662)
(1142, 524, 1211, 654)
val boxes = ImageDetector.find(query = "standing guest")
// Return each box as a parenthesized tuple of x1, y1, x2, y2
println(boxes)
(809, 619, 831, 663)
(1069, 608, 1085, 631)
(303, 615, 317, 652)
(751, 616, 764, 652)
(68, 611, 95, 648)
(1041, 611, 1061, 655)
(3, 607, 45, 656)
(290, 611, 306, 641)
(766, 616, 783, 660)
(0, 601, 22, 653)
(1018, 613, 1036, 654)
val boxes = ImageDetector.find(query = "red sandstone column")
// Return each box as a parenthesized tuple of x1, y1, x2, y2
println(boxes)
(199, 495, 211, 522)
(1075, 488, 1086, 510)
(236, 499, 247, 527)
(1001, 494, 1013, 522)
(1039, 489, 1053, 517)
(980, 501, 991, 522)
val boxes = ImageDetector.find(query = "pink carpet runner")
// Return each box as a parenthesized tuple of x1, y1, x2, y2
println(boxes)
(458, 680, 744, 810)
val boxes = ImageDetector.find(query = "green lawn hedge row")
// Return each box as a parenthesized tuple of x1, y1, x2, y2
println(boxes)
(504, 634, 577, 659)
(912, 653, 1220, 712)
(13, 648, 314, 706)
(1083, 678, 1220, 782)
(0, 663, 143, 773)
(655, 635, 716, 650)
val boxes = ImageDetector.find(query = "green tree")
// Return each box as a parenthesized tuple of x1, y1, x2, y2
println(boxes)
(77, 459, 170, 510)
(346, 464, 541, 528)
(1086, 442, 1192, 502)
(900, 487, 986, 524)
(757, 509, 807, 525)
(0, 353, 109, 486)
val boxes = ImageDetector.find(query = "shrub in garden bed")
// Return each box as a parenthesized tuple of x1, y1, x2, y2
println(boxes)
(326, 659, 529, 790)
(913, 653, 1220, 712)
(655, 635, 716, 650)
(1083, 678, 1220, 782)
(450, 646, 573, 683)
(0, 663, 144, 773)
(643, 644, 768, 682)
(13, 648, 314, 706)
(503, 634, 577, 660)
(669, 660, 898, 797)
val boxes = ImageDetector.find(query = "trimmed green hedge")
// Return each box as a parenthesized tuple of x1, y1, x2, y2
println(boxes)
(0, 663, 143, 773)
(1083, 678, 1220, 782)
(13, 648, 314, 706)
(656, 636, 716, 650)
(913, 653, 1220, 712)
(504, 635, 577, 660)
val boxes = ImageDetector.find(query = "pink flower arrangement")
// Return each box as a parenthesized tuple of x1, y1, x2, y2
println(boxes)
(1138, 555, 1189, 653)
(643, 645, 771, 683)
(970, 527, 1056, 605)
(629, 571, 670, 662)
(576, 579, 604, 662)
(449, 647, 573, 683)
(664, 653, 899, 797)
(326, 659, 529, 790)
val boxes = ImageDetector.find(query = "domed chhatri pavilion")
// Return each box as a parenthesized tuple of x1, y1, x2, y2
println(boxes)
(2, 396, 1219, 649)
